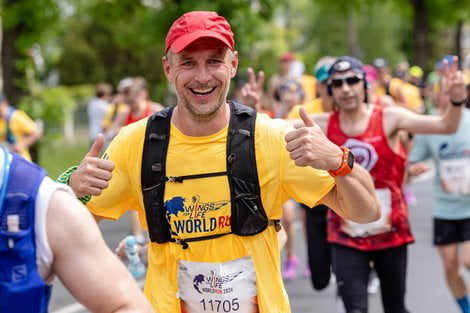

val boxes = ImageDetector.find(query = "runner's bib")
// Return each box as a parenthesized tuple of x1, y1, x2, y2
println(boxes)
(178, 256, 258, 313)
(439, 158, 470, 195)
(341, 188, 392, 237)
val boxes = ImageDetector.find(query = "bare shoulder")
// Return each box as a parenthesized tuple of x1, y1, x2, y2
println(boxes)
(47, 189, 102, 251)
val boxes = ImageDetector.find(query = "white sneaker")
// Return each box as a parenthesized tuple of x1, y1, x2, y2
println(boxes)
(367, 275, 380, 294)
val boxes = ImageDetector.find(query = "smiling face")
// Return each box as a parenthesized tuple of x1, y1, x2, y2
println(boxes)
(163, 38, 238, 120)
(330, 70, 365, 111)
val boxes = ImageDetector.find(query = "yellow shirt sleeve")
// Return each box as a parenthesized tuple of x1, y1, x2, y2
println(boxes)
(101, 102, 128, 130)
(254, 115, 335, 216)
(87, 119, 147, 220)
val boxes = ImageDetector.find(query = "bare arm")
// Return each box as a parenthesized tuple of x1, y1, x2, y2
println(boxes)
(47, 190, 153, 313)
(384, 102, 462, 135)
(319, 164, 380, 222)
(285, 108, 380, 223)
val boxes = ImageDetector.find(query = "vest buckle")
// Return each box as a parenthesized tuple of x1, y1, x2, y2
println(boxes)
(175, 238, 189, 249)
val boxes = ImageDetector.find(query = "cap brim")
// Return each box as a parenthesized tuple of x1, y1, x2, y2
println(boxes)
(169, 31, 233, 53)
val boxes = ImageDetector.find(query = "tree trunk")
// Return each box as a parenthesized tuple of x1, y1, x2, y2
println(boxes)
(346, 5, 361, 58)
(1, 21, 26, 106)
(411, 0, 427, 71)
(455, 20, 464, 61)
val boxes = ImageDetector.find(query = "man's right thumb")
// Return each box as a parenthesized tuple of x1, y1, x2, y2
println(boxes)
(86, 134, 104, 157)
(299, 107, 314, 127)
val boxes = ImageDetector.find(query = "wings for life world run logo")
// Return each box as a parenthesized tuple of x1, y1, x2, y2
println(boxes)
(192, 270, 243, 295)
(343, 138, 378, 171)
(165, 195, 231, 235)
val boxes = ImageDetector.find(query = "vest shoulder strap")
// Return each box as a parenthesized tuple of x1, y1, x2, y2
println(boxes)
(5, 107, 16, 145)
(1, 152, 47, 229)
(141, 106, 175, 243)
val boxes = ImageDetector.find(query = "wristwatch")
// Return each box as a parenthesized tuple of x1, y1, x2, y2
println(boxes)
(328, 147, 354, 177)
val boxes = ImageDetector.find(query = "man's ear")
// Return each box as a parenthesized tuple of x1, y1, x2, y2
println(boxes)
(162, 55, 173, 83)
(230, 51, 239, 79)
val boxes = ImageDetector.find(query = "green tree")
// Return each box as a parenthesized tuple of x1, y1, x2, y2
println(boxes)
(1, 0, 60, 104)
(55, 0, 285, 104)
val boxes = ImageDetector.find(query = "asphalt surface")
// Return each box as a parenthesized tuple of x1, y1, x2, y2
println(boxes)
(50, 175, 465, 313)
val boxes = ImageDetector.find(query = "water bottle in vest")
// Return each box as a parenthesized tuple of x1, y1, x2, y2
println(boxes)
(125, 235, 146, 279)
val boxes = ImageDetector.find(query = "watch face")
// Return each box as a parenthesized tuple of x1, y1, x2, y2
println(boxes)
(347, 151, 355, 169)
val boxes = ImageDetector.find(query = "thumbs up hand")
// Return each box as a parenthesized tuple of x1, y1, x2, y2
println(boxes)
(285, 108, 342, 171)
(69, 134, 115, 198)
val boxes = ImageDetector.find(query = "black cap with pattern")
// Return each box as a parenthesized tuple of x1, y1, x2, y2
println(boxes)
(328, 56, 365, 78)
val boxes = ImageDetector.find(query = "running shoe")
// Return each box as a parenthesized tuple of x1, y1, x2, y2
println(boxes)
(282, 255, 299, 280)
(367, 275, 380, 295)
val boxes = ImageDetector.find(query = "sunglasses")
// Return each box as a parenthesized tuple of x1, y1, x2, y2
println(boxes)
(329, 75, 363, 88)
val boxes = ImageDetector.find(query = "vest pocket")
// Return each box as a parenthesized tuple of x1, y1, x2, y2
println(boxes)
(230, 176, 267, 235)
(0, 269, 49, 313)
(0, 230, 49, 313)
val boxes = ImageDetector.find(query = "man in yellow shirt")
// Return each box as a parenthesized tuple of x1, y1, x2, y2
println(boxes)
(0, 94, 41, 161)
(66, 11, 380, 313)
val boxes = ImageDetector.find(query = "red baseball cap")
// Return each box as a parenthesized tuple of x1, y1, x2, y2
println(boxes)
(280, 52, 295, 62)
(165, 11, 235, 54)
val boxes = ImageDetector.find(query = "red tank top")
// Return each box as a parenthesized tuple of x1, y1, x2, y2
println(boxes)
(125, 101, 153, 125)
(326, 105, 414, 251)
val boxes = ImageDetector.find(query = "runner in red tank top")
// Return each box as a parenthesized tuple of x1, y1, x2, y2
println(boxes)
(125, 99, 153, 125)
(298, 55, 466, 313)
(327, 105, 411, 251)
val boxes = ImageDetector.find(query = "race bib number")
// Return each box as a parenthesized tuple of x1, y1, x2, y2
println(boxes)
(439, 158, 470, 195)
(178, 256, 259, 313)
(341, 188, 392, 237)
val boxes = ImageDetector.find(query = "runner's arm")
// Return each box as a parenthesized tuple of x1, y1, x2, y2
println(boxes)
(47, 189, 153, 313)
(384, 104, 462, 135)
(285, 108, 380, 223)
(319, 164, 381, 223)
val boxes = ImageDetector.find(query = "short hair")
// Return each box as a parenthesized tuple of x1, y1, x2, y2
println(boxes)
(95, 83, 113, 98)
(278, 79, 305, 101)
(133, 76, 148, 92)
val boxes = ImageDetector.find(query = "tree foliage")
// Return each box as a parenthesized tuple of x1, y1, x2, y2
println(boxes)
(55, 0, 285, 104)
(1, 0, 60, 103)
(3, 0, 470, 107)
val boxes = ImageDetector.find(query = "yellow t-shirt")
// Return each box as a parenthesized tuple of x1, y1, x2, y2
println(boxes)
(287, 98, 324, 119)
(88, 113, 335, 313)
(300, 74, 317, 103)
(101, 102, 128, 130)
(377, 78, 423, 111)
(463, 70, 470, 85)
(399, 81, 423, 112)
(0, 110, 38, 160)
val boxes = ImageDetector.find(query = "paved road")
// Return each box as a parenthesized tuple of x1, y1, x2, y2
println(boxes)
(50, 176, 465, 312)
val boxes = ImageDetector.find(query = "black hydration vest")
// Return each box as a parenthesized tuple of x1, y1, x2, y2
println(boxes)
(141, 101, 280, 249)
